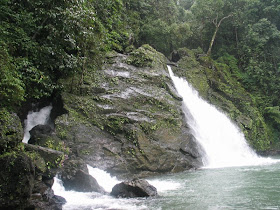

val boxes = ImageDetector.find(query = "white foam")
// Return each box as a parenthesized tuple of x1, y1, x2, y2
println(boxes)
(147, 179, 181, 193)
(87, 165, 120, 192)
(52, 177, 148, 210)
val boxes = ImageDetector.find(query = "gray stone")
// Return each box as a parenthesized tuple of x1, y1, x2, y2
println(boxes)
(111, 179, 158, 198)
(61, 159, 105, 193)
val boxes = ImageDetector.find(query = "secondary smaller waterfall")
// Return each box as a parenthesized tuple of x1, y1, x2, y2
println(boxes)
(22, 105, 52, 143)
(168, 66, 276, 168)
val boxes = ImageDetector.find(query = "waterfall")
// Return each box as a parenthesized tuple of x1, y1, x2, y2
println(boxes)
(22, 105, 52, 143)
(168, 66, 276, 168)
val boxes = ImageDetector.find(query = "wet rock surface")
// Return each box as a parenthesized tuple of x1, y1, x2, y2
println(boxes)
(56, 45, 204, 178)
(110, 179, 158, 198)
(61, 159, 105, 193)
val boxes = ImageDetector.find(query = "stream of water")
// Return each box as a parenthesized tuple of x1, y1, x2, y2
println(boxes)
(51, 66, 280, 209)
(22, 105, 52, 143)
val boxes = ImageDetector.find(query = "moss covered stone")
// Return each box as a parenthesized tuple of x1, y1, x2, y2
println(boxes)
(126, 44, 167, 68)
(0, 152, 35, 209)
(55, 46, 203, 177)
(0, 108, 23, 154)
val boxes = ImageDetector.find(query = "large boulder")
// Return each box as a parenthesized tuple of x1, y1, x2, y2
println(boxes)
(28, 124, 62, 151)
(110, 179, 158, 198)
(29, 124, 53, 144)
(55, 45, 204, 178)
(61, 159, 105, 193)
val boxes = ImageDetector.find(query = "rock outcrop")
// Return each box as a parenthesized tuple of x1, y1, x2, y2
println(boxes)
(55, 45, 204, 178)
(0, 109, 66, 210)
(61, 159, 105, 193)
(0, 153, 35, 209)
(110, 179, 158, 198)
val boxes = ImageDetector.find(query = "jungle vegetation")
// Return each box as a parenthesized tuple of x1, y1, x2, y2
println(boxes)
(1, 0, 279, 146)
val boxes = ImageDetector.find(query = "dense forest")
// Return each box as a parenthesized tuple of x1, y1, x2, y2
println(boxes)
(1, 0, 279, 146)
(1, 0, 280, 208)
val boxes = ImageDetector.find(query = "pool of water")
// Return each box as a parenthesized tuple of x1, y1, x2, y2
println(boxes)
(53, 161, 280, 209)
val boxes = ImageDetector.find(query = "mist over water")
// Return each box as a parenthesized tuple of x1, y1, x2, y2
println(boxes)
(168, 65, 277, 168)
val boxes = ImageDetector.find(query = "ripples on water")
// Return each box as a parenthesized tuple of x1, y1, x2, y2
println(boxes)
(52, 162, 280, 210)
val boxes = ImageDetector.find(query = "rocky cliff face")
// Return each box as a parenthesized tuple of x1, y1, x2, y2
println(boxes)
(55, 45, 204, 178)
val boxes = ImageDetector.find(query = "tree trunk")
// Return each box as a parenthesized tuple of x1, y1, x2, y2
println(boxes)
(207, 26, 219, 56)
(206, 14, 232, 56)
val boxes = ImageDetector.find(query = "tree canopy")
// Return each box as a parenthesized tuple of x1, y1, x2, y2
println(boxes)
(1, 0, 280, 143)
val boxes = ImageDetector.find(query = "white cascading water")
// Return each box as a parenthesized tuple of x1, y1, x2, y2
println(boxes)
(22, 105, 52, 143)
(168, 65, 277, 168)
(52, 165, 180, 209)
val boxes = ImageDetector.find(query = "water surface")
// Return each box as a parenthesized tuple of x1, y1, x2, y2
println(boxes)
(145, 162, 280, 209)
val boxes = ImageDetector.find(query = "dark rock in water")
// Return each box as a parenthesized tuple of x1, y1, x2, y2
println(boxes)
(31, 124, 53, 135)
(32, 181, 54, 201)
(61, 159, 105, 193)
(110, 179, 158, 198)
(0, 152, 35, 209)
(0, 110, 23, 154)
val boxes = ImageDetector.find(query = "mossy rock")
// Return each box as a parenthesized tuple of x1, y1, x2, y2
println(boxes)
(0, 108, 23, 154)
(126, 44, 167, 68)
(0, 152, 35, 209)
(55, 48, 204, 177)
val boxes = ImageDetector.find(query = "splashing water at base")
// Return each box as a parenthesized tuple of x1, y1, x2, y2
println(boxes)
(87, 165, 119, 192)
(168, 66, 278, 168)
(22, 105, 52, 143)
(52, 177, 148, 210)
(52, 167, 181, 210)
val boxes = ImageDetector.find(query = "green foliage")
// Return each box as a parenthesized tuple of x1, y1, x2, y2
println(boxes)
(264, 106, 280, 132)
(1, 0, 280, 150)
(0, 46, 25, 108)
(0, 0, 129, 106)
(0, 108, 23, 154)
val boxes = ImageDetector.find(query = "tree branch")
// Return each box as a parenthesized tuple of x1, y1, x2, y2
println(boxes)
(217, 13, 233, 27)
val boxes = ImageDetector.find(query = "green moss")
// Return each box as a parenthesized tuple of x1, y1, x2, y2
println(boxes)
(26, 151, 46, 173)
(126, 44, 166, 68)
(0, 108, 23, 153)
